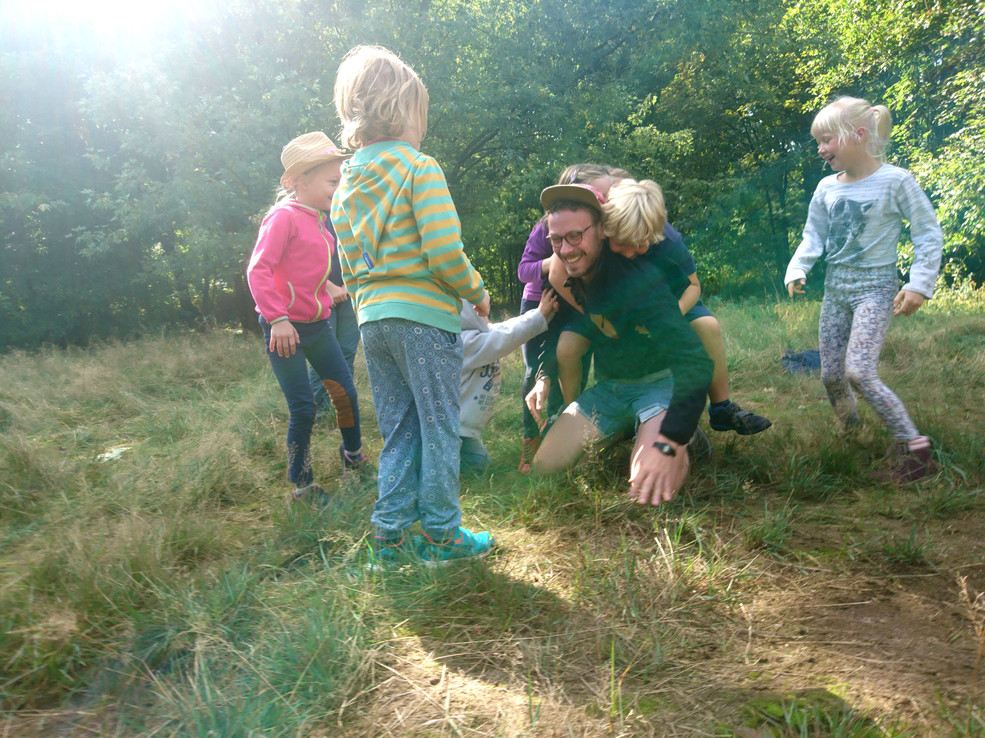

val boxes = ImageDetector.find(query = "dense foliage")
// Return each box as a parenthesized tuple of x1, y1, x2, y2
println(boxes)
(2, 0, 982, 348)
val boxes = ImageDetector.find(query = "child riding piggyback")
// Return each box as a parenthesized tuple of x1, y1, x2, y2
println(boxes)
(330, 45, 495, 567)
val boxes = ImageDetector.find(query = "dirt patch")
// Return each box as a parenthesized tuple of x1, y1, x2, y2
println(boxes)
(710, 507, 985, 730)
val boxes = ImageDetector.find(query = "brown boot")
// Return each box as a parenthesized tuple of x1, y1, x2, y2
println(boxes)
(873, 440, 937, 484)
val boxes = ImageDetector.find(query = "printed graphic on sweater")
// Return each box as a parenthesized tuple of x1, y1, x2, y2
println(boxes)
(827, 198, 873, 258)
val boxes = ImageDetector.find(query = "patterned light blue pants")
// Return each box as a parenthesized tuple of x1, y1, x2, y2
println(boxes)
(362, 319, 463, 540)
(819, 264, 919, 440)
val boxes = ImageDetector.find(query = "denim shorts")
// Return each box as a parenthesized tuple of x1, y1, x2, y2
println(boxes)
(571, 369, 673, 441)
(684, 302, 713, 322)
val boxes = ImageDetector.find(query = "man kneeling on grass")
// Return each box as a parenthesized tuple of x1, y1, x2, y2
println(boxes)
(526, 184, 714, 506)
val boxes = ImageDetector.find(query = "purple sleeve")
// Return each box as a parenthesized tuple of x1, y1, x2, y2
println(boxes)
(517, 221, 553, 286)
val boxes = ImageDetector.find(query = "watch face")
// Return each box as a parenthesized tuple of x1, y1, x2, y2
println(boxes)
(653, 441, 675, 457)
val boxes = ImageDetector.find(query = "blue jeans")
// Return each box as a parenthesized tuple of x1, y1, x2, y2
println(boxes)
(308, 298, 360, 411)
(460, 436, 491, 475)
(520, 298, 563, 439)
(260, 316, 361, 486)
(362, 319, 463, 540)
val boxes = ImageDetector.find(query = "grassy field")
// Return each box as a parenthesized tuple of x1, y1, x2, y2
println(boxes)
(1, 291, 984, 737)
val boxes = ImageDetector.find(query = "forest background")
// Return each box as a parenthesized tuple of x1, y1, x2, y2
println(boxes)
(1, 0, 983, 351)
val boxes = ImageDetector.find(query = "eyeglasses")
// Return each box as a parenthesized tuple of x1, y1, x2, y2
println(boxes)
(548, 223, 595, 248)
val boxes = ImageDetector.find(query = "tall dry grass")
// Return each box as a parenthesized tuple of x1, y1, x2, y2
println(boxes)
(1, 290, 983, 736)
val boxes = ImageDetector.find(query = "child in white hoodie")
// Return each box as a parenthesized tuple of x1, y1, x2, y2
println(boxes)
(460, 289, 558, 474)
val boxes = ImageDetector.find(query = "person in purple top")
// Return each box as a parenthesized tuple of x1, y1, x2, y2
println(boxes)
(516, 164, 608, 472)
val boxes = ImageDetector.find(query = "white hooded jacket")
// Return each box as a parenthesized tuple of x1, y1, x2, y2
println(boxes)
(459, 304, 549, 440)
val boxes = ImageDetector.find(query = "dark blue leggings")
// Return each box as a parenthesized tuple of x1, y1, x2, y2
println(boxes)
(520, 298, 590, 439)
(260, 316, 361, 486)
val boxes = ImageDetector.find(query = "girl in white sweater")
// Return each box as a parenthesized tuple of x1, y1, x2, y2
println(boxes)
(785, 96, 943, 483)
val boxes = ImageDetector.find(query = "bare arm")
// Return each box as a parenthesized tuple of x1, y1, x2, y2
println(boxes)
(679, 273, 701, 315)
(547, 256, 584, 314)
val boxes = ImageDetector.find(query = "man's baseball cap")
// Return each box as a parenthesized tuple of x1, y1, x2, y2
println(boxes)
(539, 183, 605, 213)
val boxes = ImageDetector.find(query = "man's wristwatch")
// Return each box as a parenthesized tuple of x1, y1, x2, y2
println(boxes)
(652, 441, 676, 457)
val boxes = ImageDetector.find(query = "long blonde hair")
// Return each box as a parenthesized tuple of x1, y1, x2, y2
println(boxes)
(811, 96, 893, 161)
(333, 45, 429, 150)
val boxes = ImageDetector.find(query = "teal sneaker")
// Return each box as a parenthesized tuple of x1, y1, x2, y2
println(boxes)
(366, 533, 424, 571)
(421, 527, 495, 568)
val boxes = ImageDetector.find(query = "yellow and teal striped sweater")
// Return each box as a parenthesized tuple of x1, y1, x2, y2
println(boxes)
(330, 140, 486, 334)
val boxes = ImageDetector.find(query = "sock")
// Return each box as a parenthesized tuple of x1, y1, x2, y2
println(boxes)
(709, 400, 730, 411)
(294, 483, 315, 497)
(343, 446, 362, 461)
(906, 436, 930, 452)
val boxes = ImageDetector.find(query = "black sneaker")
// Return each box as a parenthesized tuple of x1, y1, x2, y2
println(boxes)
(708, 401, 772, 435)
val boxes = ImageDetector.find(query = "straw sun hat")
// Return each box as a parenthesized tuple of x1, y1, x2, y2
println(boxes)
(280, 132, 351, 188)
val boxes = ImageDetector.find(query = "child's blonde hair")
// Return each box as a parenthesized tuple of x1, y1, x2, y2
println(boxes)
(602, 179, 667, 248)
(334, 45, 429, 150)
(811, 96, 893, 161)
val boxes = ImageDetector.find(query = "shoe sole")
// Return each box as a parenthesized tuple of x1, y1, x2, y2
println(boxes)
(365, 559, 414, 572)
(709, 419, 772, 435)
(421, 543, 495, 569)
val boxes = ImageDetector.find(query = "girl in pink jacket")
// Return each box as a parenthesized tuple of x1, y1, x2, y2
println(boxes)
(247, 132, 365, 507)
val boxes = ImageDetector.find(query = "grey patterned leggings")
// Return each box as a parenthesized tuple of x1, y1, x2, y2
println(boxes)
(819, 265, 919, 440)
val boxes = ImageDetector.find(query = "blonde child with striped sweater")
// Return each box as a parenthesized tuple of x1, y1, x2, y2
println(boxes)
(331, 45, 494, 567)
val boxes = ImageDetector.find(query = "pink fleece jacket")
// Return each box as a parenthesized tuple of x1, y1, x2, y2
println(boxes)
(247, 200, 334, 324)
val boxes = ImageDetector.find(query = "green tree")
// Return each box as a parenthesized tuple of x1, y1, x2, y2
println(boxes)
(1, 0, 982, 349)
(784, 0, 985, 285)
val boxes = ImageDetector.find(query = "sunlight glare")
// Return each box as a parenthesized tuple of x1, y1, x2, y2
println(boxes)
(34, 0, 197, 29)
(3, 0, 207, 52)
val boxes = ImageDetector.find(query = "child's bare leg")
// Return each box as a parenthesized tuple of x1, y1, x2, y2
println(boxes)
(692, 315, 772, 435)
(690, 316, 728, 403)
(531, 406, 602, 474)
(557, 331, 590, 405)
